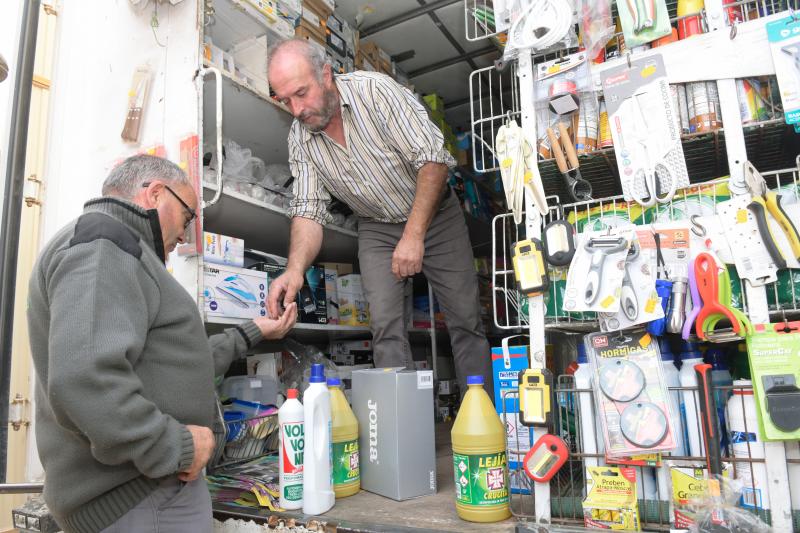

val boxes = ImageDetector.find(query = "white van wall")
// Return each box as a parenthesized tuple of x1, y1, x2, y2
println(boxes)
(40, 0, 201, 244)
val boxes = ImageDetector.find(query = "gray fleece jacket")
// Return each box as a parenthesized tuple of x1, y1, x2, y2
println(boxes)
(27, 197, 263, 533)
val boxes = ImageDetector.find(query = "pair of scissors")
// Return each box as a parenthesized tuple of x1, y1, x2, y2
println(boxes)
(627, 94, 677, 207)
(693, 253, 753, 341)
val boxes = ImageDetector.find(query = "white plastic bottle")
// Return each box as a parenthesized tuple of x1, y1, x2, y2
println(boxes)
(302, 364, 335, 515)
(574, 343, 604, 492)
(279, 388, 304, 510)
(656, 342, 686, 519)
(707, 349, 733, 454)
(726, 380, 771, 514)
(679, 346, 705, 459)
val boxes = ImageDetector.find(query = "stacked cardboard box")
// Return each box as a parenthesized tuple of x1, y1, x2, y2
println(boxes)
(423, 93, 458, 157)
(319, 262, 353, 324)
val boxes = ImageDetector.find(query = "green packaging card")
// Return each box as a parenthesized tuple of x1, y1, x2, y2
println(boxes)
(746, 331, 800, 440)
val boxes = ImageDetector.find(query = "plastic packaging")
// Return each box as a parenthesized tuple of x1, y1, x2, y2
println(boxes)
(680, 354, 705, 458)
(281, 339, 339, 396)
(726, 379, 771, 514)
(656, 341, 685, 520)
(501, 0, 577, 64)
(576, 0, 614, 63)
(688, 476, 772, 533)
(452, 375, 511, 523)
(328, 378, 360, 498)
(278, 389, 304, 510)
(302, 364, 334, 515)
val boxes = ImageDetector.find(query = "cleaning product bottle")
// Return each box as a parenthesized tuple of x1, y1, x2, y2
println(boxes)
(574, 343, 605, 494)
(328, 377, 360, 498)
(679, 343, 705, 458)
(656, 339, 685, 521)
(452, 375, 511, 523)
(302, 364, 335, 515)
(726, 379, 771, 514)
(279, 388, 304, 510)
(707, 348, 733, 454)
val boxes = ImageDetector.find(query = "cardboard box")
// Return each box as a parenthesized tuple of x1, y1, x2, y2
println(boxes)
(296, 20, 326, 46)
(303, 0, 333, 18)
(326, 27, 347, 57)
(203, 232, 244, 268)
(423, 93, 445, 113)
(266, 15, 295, 39)
(203, 264, 268, 320)
(299, 265, 327, 324)
(326, 13, 343, 34)
(323, 267, 339, 323)
(319, 262, 353, 275)
(330, 340, 373, 356)
(492, 343, 533, 495)
(332, 352, 372, 366)
(352, 368, 436, 500)
(582, 467, 640, 530)
(337, 274, 370, 326)
(437, 379, 457, 396)
(278, 0, 301, 16)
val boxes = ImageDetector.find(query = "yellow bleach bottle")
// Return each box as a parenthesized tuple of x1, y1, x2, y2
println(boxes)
(451, 375, 511, 522)
(327, 378, 360, 498)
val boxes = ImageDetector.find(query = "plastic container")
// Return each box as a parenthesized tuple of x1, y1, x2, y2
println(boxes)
(328, 378, 360, 498)
(279, 389, 304, 510)
(656, 341, 685, 518)
(302, 364, 335, 515)
(220, 375, 278, 406)
(726, 380, 770, 514)
(451, 375, 511, 523)
(574, 343, 605, 493)
(679, 355, 705, 458)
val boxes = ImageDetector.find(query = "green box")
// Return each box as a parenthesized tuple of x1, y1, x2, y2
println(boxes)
(423, 93, 445, 112)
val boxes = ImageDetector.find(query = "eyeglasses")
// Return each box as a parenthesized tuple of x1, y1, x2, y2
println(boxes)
(142, 181, 196, 229)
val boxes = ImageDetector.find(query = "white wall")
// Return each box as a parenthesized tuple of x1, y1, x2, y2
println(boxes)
(41, 0, 200, 244)
(0, 0, 24, 223)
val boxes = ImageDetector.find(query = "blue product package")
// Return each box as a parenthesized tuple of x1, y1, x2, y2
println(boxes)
(492, 337, 532, 494)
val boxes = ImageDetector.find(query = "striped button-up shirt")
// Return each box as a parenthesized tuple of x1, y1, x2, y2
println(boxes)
(287, 72, 456, 225)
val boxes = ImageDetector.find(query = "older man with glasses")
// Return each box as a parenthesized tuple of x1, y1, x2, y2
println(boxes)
(27, 154, 296, 533)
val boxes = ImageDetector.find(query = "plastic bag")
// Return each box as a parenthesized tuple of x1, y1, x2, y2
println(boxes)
(279, 338, 338, 395)
(576, 0, 614, 63)
(689, 476, 773, 533)
(501, 0, 578, 65)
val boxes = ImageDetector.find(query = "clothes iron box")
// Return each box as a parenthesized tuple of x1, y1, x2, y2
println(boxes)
(203, 264, 268, 320)
(203, 232, 244, 268)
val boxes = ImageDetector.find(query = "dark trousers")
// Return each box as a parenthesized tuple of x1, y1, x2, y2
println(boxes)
(357, 193, 493, 396)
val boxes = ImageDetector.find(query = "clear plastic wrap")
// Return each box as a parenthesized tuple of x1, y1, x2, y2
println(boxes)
(576, 0, 614, 63)
(501, 0, 577, 65)
(689, 477, 773, 533)
(279, 338, 338, 395)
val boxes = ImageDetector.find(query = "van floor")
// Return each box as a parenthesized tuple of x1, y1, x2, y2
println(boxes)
(213, 422, 519, 532)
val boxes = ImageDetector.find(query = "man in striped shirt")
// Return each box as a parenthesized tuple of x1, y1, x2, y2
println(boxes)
(267, 39, 492, 395)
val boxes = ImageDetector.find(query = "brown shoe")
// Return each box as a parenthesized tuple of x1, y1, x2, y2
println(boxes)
(0, 53, 7, 83)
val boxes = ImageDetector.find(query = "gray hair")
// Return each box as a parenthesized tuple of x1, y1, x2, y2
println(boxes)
(268, 38, 330, 82)
(102, 154, 190, 198)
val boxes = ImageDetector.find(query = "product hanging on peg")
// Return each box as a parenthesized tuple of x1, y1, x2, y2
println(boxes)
(543, 219, 576, 267)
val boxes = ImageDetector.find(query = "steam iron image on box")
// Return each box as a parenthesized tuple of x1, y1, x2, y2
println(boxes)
(205, 274, 264, 317)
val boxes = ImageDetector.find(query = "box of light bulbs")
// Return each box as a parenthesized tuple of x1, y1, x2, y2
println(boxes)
(203, 264, 268, 320)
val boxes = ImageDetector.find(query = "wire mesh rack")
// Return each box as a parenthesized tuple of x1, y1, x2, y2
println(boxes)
(502, 379, 800, 531)
(492, 169, 800, 336)
(210, 400, 280, 471)
(468, 0, 800, 198)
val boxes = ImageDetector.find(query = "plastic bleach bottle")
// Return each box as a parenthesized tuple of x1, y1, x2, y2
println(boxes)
(451, 375, 511, 523)
(302, 364, 334, 515)
(328, 377, 360, 498)
(279, 388, 304, 510)
(726, 379, 771, 514)
(656, 341, 685, 518)
(679, 343, 705, 458)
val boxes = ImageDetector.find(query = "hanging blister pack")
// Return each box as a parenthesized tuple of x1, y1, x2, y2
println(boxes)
(617, 0, 672, 48)
(601, 55, 690, 207)
(767, 13, 800, 126)
(536, 52, 591, 116)
(717, 195, 780, 285)
(598, 235, 664, 332)
(564, 229, 633, 313)
(584, 330, 677, 458)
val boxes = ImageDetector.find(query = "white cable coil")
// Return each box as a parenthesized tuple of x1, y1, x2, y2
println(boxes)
(508, 0, 574, 52)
